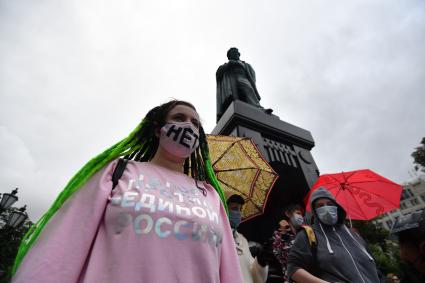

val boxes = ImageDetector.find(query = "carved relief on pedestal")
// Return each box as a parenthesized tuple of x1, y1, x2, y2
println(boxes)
(263, 137, 298, 168)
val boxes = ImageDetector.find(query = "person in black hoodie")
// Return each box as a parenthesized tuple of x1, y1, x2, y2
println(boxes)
(391, 209, 425, 283)
(287, 187, 381, 283)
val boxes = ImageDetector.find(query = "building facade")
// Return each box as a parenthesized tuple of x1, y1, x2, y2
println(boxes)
(376, 175, 425, 230)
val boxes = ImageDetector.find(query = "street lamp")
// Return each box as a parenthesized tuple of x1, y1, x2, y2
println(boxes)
(0, 188, 28, 228)
(0, 188, 18, 210)
(7, 205, 28, 228)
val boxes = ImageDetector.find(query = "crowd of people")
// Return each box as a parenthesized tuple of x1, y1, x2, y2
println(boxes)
(229, 187, 425, 283)
(10, 100, 425, 283)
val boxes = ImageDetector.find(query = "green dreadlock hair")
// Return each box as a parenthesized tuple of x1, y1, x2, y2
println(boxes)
(12, 100, 227, 274)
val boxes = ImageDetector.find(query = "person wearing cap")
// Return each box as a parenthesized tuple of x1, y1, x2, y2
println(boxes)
(227, 194, 269, 283)
(391, 209, 425, 283)
(287, 187, 381, 283)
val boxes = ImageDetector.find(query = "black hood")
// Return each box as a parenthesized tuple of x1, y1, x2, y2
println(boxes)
(310, 187, 346, 225)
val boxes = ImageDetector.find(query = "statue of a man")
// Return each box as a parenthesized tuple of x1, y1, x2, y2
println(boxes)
(216, 47, 266, 122)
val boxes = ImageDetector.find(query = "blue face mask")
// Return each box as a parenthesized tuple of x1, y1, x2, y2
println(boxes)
(229, 210, 242, 229)
(290, 213, 304, 228)
(316, 205, 338, 226)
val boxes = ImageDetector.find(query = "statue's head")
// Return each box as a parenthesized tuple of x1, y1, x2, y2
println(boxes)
(227, 47, 240, 60)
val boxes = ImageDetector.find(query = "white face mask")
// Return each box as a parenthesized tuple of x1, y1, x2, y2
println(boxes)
(290, 213, 304, 228)
(316, 205, 338, 226)
(159, 122, 199, 158)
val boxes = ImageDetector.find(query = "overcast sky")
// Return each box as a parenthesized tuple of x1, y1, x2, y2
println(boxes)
(1, 0, 424, 220)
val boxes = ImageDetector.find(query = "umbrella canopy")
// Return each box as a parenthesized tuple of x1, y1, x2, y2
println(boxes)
(305, 169, 402, 220)
(207, 135, 279, 220)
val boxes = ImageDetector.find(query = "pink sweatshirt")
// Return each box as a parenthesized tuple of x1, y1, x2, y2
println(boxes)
(13, 160, 243, 283)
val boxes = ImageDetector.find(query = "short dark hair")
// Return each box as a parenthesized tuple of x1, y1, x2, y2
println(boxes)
(227, 194, 245, 205)
(282, 204, 304, 220)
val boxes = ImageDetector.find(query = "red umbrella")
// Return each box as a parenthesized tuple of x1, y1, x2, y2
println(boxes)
(305, 169, 402, 220)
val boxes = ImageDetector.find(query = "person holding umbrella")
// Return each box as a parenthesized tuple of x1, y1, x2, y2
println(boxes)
(304, 169, 402, 222)
(287, 187, 381, 283)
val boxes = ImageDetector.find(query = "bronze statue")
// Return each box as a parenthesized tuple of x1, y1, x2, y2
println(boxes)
(216, 47, 270, 122)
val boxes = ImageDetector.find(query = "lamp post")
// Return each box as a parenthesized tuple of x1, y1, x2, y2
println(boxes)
(0, 188, 18, 210)
(0, 188, 28, 228)
(0, 189, 30, 281)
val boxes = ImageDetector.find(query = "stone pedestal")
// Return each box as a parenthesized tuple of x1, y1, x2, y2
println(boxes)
(212, 100, 320, 242)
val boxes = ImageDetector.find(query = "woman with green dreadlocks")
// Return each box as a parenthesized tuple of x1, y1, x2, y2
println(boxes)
(12, 100, 244, 283)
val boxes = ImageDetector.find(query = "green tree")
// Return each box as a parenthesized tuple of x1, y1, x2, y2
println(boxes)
(0, 209, 32, 283)
(352, 220, 402, 277)
(412, 137, 425, 172)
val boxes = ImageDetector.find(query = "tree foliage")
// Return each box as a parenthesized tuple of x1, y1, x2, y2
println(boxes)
(352, 220, 402, 277)
(0, 209, 32, 283)
(412, 137, 425, 172)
